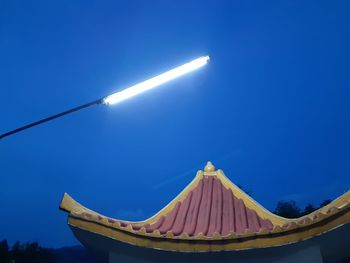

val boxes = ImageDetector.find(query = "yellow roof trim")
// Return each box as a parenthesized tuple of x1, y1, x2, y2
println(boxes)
(67, 209, 350, 252)
(60, 162, 350, 250)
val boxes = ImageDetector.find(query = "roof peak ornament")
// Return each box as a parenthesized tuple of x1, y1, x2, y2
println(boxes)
(60, 162, 350, 254)
(204, 161, 216, 176)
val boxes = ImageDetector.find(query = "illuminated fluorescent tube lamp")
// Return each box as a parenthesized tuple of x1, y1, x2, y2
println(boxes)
(0, 55, 209, 140)
(103, 55, 210, 105)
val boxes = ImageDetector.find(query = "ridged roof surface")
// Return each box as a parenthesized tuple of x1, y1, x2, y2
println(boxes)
(135, 176, 273, 236)
(60, 161, 350, 251)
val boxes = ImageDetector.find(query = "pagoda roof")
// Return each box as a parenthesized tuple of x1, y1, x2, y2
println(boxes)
(60, 162, 350, 252)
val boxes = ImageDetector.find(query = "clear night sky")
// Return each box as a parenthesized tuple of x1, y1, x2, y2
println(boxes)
(1, 1, 350, 248)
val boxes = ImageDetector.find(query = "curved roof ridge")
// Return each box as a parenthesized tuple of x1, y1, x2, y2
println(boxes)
(216, 169, 350, 224)
(138, 162, 292, 227)
(215, 169, 291, 225)
(137, 170, 204, 225)
(59, 170, 204, 225)
(60, 163, 350, 251)
(294, 190, 350, 221)
(60, 164, 350, 227)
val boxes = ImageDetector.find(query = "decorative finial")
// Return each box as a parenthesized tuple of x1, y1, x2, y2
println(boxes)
(204, 161, 215, 173)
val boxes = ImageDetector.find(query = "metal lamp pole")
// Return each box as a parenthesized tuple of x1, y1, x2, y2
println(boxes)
(0, 56, 209, 140)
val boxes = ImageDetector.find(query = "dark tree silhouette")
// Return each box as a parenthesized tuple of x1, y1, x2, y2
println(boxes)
(0, 240, 101, 263)
(274, 198, 334, 218)
(274, 200, 302, 218)
(319, 199, 332, 208)
(303, 203, 316, 215)
(0, 240, 56, 263)
(0, 240, 9, 262)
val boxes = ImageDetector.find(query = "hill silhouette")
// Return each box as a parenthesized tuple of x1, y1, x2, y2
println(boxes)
(0, 241, 101, 263)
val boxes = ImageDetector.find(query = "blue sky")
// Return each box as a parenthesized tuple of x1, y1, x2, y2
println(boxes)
(1, 0, 350, 247)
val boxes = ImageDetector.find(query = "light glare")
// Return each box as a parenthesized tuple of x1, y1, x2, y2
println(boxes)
(103, 56, 209, 105)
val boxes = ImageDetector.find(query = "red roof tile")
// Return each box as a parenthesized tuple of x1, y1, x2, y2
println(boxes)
(132, 176, 273, 236)
(60, 161, 350, 251)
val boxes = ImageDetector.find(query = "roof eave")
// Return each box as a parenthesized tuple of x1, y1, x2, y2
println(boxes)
(67, 209, 350, 252)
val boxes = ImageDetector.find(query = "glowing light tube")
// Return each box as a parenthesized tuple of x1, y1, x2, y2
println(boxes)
(103, 56, 210, 105)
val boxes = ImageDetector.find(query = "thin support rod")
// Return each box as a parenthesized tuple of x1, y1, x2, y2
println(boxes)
(0, 98, 103, 140)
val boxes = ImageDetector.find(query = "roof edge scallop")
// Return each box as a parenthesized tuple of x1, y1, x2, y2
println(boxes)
(59, 162, 350, 251)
